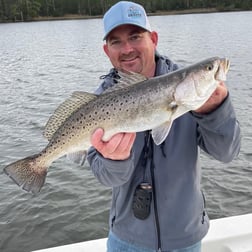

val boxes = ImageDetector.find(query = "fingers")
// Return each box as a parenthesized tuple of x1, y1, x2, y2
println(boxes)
(194, 82, 228, 114)
(115, 132, 136, 155)
(91, 128, 136, 160)
(105, 133, 127, 154)
(91, 128, 105, 149)
(211, 81, 226, 96)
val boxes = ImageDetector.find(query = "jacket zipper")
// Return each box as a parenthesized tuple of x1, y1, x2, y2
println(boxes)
(150, 159, 162, 251)
(149, 134, 162, 251)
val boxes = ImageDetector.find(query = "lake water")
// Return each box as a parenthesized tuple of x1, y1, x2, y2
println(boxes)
(0, 11, 252, 252)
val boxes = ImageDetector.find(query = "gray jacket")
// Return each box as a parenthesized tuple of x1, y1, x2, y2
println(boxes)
(87, 53, 241, 250)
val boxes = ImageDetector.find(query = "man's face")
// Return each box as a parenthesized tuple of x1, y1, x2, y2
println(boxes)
(103, 25, 158, 77)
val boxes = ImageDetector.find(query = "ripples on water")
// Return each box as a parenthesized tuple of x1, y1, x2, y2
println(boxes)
(0, 12, 251, 252)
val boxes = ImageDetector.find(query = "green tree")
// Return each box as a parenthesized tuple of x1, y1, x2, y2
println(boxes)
(9, 0, 41, 21)
(1, 0, 251, 22)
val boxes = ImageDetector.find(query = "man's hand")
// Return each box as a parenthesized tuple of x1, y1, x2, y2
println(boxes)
(91, 128, 136, 160)
(194, 82, 228, 114)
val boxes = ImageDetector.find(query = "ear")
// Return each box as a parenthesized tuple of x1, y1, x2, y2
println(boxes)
(103, 43, 110, 57)
(150, 31, 158, 46)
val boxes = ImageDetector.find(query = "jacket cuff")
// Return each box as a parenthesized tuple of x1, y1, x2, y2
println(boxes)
(96, 151, 134, 172)
(191, 94, 235, 130)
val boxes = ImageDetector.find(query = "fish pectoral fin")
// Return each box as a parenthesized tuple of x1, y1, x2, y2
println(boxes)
(44, 91, 98, 140)
(67, 150, 87, 166)
(151, 121, 173, 145)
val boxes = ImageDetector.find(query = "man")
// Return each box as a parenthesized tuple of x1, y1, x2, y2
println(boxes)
(87, 1, 241, 251)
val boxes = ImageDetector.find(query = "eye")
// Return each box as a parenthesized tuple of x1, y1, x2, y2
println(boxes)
(110, 39, 121, 46)
(206, 64, 214, 71)
(129, 34, 142, 41)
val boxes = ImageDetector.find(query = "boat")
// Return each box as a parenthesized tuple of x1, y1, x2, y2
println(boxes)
(32, 213, 252, 252)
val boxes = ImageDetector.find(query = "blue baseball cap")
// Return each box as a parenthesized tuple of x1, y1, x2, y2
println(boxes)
(103, 1, 152, 40)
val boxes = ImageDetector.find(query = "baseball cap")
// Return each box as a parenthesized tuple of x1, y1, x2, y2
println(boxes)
(103, 1, 152, 40)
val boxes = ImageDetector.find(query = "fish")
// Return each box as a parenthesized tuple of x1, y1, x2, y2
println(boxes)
(3, 57, 230, 194)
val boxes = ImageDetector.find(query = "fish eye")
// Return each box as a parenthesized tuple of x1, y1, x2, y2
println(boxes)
(206, 64, 214, 71)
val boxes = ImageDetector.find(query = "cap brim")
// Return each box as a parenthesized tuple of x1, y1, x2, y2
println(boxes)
(103, 23, 151, 40)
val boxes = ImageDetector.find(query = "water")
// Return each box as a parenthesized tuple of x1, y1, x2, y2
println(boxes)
(0, 11, 251, 252)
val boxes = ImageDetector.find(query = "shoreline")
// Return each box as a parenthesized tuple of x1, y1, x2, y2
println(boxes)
(1, 8, 250, 23)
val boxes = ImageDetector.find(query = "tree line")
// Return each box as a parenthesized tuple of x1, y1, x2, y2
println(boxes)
(0, 0, 251, 22)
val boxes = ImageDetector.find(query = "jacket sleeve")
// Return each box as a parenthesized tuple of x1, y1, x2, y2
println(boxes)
(192, 94, 241, 163)
(87, 147, 136, 187)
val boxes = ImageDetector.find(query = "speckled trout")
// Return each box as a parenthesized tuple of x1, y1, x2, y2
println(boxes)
(3, 57, 230, 193)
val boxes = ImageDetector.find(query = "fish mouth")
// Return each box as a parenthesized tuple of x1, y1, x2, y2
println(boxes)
(215, 58, 230, 81)
(222, 58, 230, 74)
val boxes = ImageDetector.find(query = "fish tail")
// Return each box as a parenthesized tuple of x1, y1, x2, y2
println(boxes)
(3, 154, 47, 194)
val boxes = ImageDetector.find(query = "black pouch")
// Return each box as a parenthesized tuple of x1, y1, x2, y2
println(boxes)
(132, 183, 152, 220)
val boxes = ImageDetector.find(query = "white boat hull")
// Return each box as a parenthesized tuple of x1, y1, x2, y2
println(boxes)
(33, 213, 252, 252)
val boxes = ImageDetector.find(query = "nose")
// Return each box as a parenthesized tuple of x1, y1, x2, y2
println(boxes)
(120, 40, 134, 54)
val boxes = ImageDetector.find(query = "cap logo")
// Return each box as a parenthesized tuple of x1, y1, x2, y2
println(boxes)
(127, 6, 142, 18)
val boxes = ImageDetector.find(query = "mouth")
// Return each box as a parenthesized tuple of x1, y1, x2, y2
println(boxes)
(121, 57, 138, 63)
(215, 58, 230, 81)
(120, 53, 139, 63)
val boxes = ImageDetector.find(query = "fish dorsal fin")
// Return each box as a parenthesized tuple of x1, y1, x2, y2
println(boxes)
(103, 71, 148, 93)
(71, 91, 98, 102)
(43, 91, 97, 140)
(118, 70, 148, 85)
(151, 121, 173, 145)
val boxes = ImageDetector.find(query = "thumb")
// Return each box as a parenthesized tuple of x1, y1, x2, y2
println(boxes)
(91, 128, 104, 149)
